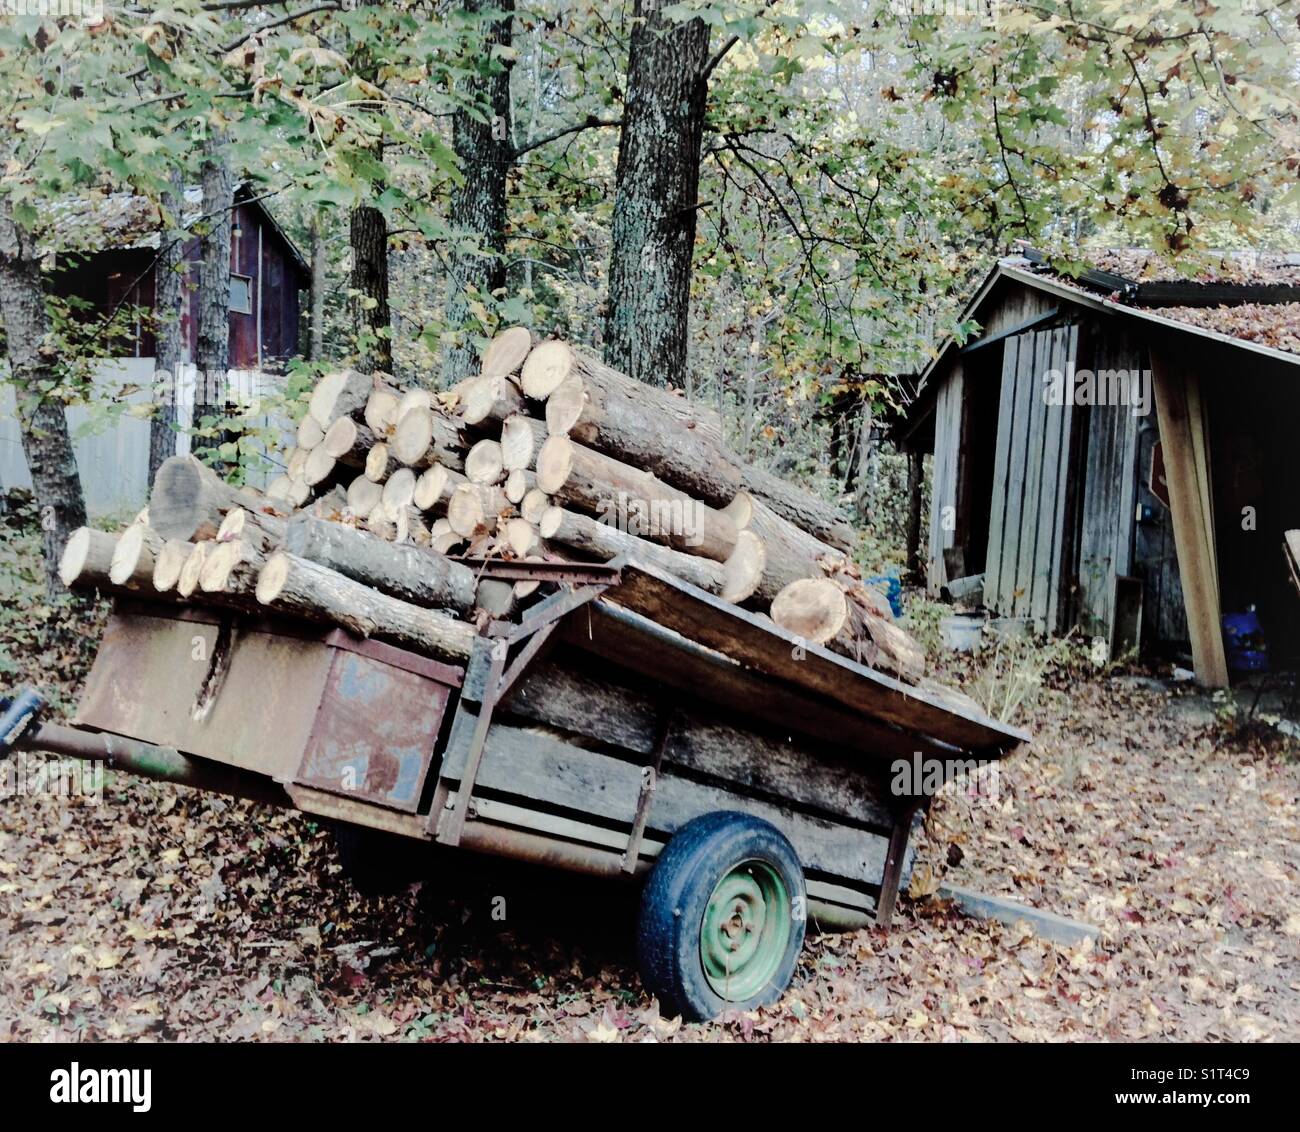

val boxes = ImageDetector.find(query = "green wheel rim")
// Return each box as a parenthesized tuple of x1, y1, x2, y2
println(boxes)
(699, 859, 791, 1002)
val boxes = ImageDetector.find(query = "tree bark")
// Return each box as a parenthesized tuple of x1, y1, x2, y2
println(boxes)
(308, 210, 327, 362)
(0, 198, 88, 598)
(256, 551, 475, 661)
(282, 512, 476, 613)
(194, 138, 233, 467)
(603, 0, 709, 389)
(441, 0, 515, 385)
(349, 204, 392, 375)
(149, 172, 185, 484)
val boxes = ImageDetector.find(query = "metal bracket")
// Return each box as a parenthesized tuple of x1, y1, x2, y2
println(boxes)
(433, 580, 615, 847)
(621, 710, 674, 873)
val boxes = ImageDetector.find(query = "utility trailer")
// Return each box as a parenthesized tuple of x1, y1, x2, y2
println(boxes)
(1, 556, 1026, 1020)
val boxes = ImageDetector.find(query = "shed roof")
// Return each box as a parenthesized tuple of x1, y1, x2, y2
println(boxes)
(898, 247, 1300, 439)
(43, 184, 310, 277)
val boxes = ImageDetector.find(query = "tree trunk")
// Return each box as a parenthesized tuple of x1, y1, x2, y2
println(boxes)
(308, 210, 326, 362)
(350, 204, 392, 375)
(604, 0, 709, 389)
(149, 172, 185, 485)
(0, 198, 88, 598)
(442, 0, 515, 385)
(194, 139, 233, 467)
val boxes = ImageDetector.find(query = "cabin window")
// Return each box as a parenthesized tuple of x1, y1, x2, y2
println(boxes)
(229, 273, 253, 315)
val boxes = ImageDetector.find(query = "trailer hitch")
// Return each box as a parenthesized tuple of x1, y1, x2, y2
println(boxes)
(0, 687, 45, 759)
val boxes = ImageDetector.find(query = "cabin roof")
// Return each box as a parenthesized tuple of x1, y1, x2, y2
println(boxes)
(42, 184, 310, 277)
(898, 246, 1300, 436)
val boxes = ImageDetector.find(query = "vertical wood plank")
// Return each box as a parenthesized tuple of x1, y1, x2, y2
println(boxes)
(983, 334, 1020, 609)
(1150, 348, 1228, 688)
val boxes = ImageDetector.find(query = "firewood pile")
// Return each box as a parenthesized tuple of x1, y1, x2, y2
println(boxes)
(58, 328, 925, 681)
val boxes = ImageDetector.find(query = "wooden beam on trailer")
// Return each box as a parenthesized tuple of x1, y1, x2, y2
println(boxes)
(1150, 346, 1228, 688)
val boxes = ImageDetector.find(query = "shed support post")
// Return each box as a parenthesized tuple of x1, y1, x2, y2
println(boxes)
(1150, 347, 1228, 688)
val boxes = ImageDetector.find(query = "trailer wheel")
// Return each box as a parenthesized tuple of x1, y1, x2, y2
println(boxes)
(637, 812, 806, 1022)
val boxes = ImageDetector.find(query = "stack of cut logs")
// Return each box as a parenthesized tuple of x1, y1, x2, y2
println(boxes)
(58, 328, 924, 681)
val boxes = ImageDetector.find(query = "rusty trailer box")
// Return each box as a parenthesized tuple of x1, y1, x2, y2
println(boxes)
(74, 602, 462, 813)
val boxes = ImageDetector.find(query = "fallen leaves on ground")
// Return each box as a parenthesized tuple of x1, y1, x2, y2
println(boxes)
(1, 652, 1297, 1042)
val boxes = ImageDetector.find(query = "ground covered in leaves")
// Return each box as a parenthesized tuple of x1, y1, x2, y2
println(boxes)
(1, 597, 1298, 1042)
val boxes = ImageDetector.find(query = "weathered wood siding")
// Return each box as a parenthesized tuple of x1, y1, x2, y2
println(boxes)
(926, 362, 963, 592)
(983, 322, 1080, 632)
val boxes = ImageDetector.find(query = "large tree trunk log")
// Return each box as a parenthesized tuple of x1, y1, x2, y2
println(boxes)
(539, 507, 764, 602)
(536, 434, 739, 562)
(770, 577, 924, 684)
(537, 341, 853, 550)
(526, 341, 721, 438)
(739, 463, 857, 553)
(281, 513, 476, 613)
(256, 552, 474, 661)
(744, 496, 848, 607)
(309, 370, 375, 430)
(149, 455, 261, 541)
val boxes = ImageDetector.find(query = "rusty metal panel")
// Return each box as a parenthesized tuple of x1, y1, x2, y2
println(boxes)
(295, 647, 451, 812)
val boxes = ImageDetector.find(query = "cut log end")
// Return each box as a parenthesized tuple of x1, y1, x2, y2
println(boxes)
(499, 416, 536, 472)
(535, 433, 573, 494)
(769, 577, 849, 645)
(519, 339, 574, 400)
(481, 325, 534, 378)
(255, 551, 291, 606)
(364, 388, 400, 436)
(719, 529, 767, 604)
(544, 374, 587, 435)
(152, 540, 192, 592)
(465, 438, 505, 485)
(392, 406, 435, 467)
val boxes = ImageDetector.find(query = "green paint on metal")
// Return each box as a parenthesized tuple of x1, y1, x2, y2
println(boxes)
(700, 859, 790, 1002)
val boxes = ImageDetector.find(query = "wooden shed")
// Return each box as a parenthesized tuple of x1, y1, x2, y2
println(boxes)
(48, 183, 309, 369)
(897, 249, 1300, 688)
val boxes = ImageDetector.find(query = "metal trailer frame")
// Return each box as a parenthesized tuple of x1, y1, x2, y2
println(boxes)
(2, 555, 1027, 933)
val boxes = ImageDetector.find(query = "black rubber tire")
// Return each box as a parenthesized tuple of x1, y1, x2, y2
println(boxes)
(637, 811, 807, 1022)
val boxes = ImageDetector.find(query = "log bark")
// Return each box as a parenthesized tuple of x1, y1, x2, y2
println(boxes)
(149, 171, 185, 485)
(256, 552, 474, 661)
(536, 434, 739, 561)
(149, 455, 261, 541)
(538, 507, 764, 602)
(193, 137, 233, 467)
(282, 513, 476, 613)
(741, 463, 857, 553)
